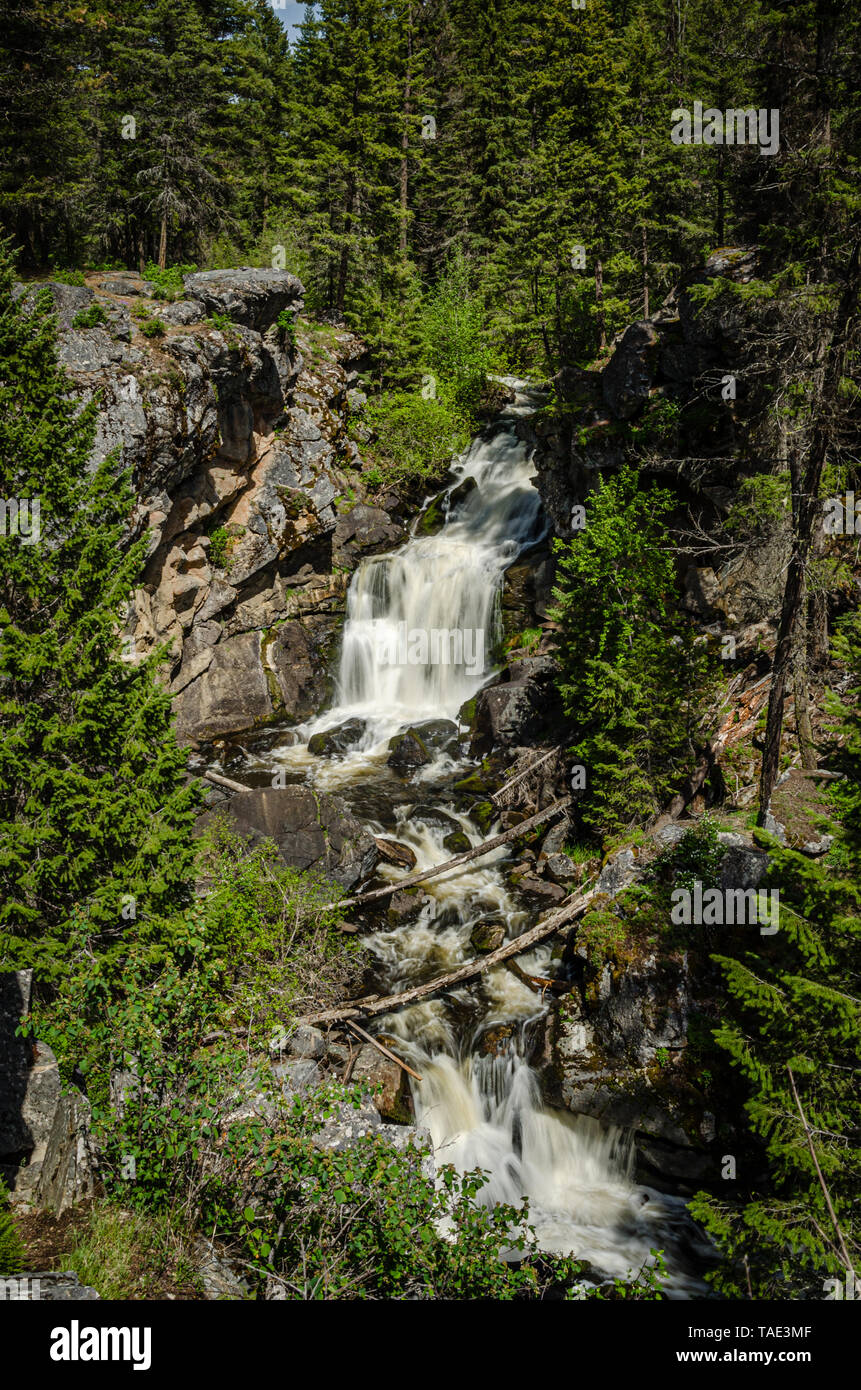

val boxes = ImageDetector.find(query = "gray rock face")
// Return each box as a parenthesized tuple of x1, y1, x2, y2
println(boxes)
(183, 268, 304, 332)
(12, 280, 93, 331)
(173, 630, 273, 740)
(203, 785, 379, 890)
(601, 320, 659, 419)
(333, 504, 405, 569)
(0, 971, 98, 1213)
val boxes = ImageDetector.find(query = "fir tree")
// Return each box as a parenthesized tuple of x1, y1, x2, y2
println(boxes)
(0, 245, 200, 980)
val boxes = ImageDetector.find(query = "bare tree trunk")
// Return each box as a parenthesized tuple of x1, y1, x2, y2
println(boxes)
(158, 210, 168, 271)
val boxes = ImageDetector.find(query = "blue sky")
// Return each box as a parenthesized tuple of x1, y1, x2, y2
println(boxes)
(269, 0, 311, 44)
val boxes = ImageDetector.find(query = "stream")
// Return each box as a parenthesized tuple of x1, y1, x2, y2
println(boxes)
(240, 380, 712, 1296)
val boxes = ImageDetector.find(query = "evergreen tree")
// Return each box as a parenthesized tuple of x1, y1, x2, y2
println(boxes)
(550, 465, 713, 837)
(0, 247, 200, 980)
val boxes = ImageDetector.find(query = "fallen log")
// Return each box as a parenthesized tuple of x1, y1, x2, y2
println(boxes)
(344, 1019, 423, 1082)
(202, 768, 248, 794)
(322, 797, 570, 913)
(296, 877, 597, 1026)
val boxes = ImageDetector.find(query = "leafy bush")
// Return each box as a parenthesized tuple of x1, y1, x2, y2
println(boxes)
(50, 269, 86, 286)
(72, 302, 108, 330)
(362, 392, 471, 492)
(143, 261, 196, 300)
(140, 317, 166, 339)
(419, 249, 496, 414)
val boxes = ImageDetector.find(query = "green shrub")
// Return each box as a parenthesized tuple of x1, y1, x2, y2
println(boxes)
(72, 302, 109, 330)
(275, 309, 296, 351)
(363, 391, 471, 491)
(51, 269, 86, 286)
(140, 317, 166, 339)
(143, 261, 196, 300)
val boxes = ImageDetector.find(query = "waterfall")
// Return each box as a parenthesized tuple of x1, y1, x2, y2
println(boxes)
(250, 379, 712, 1295)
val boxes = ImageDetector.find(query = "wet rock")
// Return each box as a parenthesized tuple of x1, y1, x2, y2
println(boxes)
(387, 729, 430, 772)
(183, 267, 304, 333)
(410, 719, 459, 752)
(351, 1044, 413, 1123)
(443, 829, 471, 855)
(478, 1024, 514, 1058)
(408, 804, 463, 834)
(308, 719, 366, 757)
(470, 921, 506, 953)
(200, 785, 379, 890)
(374, 838, 417, 870)
(386, 888, 428, 926)
(470, 660, 562, 755)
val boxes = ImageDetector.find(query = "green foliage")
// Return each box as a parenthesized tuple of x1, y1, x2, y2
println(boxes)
(551, 466, 715, 837)
(0, 246, 200, 980)
(576, 906, 628, 968)
(72, 302, 108, 330)
(51, 269, 86, 286)
(689, 625, 861, 1297)
(143, 262, 197, 300)
(724, 475, 790, 542)
(0, 1180, 24, 1276)
(653, 813, 724, 895)
(140, 317, 166, 339)
(208, 311, 232, 333)
(362, 391, 471, 492)
(275, 309, 296, 351)
(207, 525, 231, 569)
(419, 250, 496, 414)
(67, 1203, 199, 1300)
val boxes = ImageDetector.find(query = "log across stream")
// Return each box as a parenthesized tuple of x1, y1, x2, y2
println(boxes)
(234, 380, 712, 1295)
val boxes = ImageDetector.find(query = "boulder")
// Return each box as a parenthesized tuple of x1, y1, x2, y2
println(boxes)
(470, 921, 506, 953)
(374, 838, 417, 870)
(333, 504, 404, 568)
(201, 785, 379, 890)
(307, 719, 366, 758)
(182, 268, 304, 333)
(6, 1271, 100, 1301)
(266, 622, 332, 725)
(351, 1044, 413, 1123)
(387, 729, 431, 772)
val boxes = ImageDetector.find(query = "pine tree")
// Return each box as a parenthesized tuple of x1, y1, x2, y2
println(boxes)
(550, 465, 713, 837)
(0, 246, 200, 980)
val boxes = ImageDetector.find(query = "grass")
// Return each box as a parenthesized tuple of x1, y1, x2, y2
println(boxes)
(67, 1203, 200, 1300)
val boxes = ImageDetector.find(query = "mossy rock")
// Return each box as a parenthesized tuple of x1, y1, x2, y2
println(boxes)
(470, 921, 506, 953)
(443, 829, 471, 855)
(468, 799, 495, 832)
(453, 770, 488, 795)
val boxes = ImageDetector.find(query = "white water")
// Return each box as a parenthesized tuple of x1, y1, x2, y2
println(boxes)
(246, 380, 711, 1295)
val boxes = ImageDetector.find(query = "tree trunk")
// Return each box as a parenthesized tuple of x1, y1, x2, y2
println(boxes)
(595, 258, 605, 351)
(642, 223, 649, 320)
(158, 210, 168, 271)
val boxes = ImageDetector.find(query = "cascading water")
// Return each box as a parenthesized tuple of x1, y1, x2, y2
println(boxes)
(246, 379, 712, 1295)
